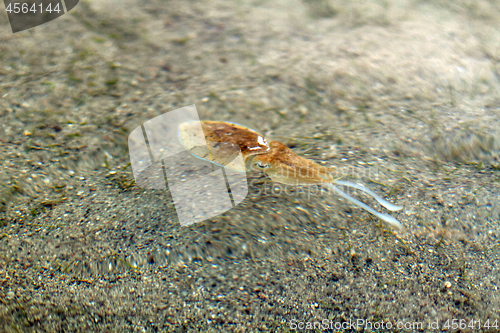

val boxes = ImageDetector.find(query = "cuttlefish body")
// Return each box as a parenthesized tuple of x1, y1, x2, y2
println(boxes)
(179, 120, 403, 229)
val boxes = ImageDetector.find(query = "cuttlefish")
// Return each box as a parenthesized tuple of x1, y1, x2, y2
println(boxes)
(178, 120, 403, 229)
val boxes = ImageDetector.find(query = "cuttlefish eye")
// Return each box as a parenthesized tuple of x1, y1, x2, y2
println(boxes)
(254, 161, 270, 169)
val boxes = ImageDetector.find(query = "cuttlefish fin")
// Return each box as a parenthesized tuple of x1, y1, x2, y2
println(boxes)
(324, 183, 403, 229)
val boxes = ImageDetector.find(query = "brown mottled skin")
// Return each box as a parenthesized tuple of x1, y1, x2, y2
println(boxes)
(200, 121, 270, 156)
(251, 141, 335, 185)
(200, 121, 335, 185)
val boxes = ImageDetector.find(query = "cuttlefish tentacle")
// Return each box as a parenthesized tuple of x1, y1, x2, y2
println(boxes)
(324, 184, 402, 228)
(179, 120, 403, 229)
(332, 180, 403, 212)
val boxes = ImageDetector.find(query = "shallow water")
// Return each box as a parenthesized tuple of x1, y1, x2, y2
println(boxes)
(1, 0, 499, 331)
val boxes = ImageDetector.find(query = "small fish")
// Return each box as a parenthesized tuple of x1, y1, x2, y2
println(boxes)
(179, 120, 403, 229)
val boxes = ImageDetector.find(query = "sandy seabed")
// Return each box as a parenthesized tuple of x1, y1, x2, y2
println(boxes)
(0, 0, 499, 331)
